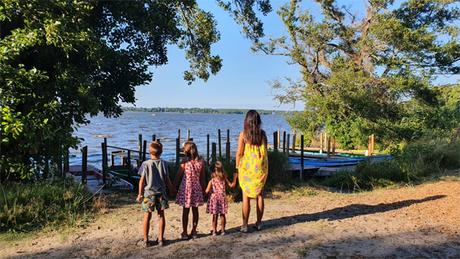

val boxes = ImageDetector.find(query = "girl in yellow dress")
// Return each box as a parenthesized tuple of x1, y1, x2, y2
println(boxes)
(232, 110, 268, 232)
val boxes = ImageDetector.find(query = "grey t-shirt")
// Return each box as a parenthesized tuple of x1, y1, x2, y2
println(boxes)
(138, 159, 169, 198)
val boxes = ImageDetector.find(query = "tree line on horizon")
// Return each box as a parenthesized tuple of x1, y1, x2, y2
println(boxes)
(122, 107, 285, 115)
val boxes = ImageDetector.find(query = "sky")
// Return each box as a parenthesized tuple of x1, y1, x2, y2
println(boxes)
(131, 0, 459, 111)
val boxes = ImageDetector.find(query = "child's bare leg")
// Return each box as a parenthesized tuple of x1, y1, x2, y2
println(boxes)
(157, 210, 165, 241)
(256, 193, 264, 225)
(220, 214, 226, 233)
(191, 207, 199, 235)
(242, 192, 250, 228)
(212, 214, 218, 234)
(143, 212, 152, 241)
(182, 208, 190, 236)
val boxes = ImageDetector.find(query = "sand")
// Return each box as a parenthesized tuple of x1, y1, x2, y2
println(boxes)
(2, 178, 460, 258)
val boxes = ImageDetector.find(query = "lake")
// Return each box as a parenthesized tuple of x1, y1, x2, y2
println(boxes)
(72, 112, 291, 166)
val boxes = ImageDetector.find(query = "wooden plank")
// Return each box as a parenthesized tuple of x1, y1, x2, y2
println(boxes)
(282, 131, 286, 154)
(292, 134, 296, 153)
(287, 133, 291, 155)
(82, 146, 88, 184)
(142, 140, 147, 161)
(218, 129, 222, 159)
(300, 135, 304, 180)
(176, 138, 180, 165)
(273, 131, 278, 151)
(212, 142, 217, 163)
(207, 134, 210, 163)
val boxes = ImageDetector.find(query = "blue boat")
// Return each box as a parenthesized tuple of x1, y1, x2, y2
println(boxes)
(289, 155, 392, 168)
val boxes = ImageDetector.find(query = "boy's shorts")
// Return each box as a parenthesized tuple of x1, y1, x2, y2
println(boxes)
(141, 193, 169, 212)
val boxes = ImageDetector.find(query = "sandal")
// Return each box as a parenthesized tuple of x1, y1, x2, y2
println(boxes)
(254, 222, 263, 231)
(240, 226, 248, 233)
(191, 231, 198, 239)
(158, 239, 165, 247)
(141, 240, 151, 248)
(221, 231, 226, 236)
(180, 233, 189, 240)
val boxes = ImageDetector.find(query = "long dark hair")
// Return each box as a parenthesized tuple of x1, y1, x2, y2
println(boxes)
(184, 141, 200, 160)
(243, 110, 266, 146)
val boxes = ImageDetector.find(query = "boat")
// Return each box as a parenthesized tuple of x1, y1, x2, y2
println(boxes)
(68, 164, 133, 193)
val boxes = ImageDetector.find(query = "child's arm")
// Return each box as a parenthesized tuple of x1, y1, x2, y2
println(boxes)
(137, 175, 145, 203)
(166, 175, 176, 197)
(205, 180, 212, 195)
(174, 164, 184, 189)
(227, 171, 238, 189)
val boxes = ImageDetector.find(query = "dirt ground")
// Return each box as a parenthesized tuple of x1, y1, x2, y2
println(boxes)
(2, 178, 460, 258)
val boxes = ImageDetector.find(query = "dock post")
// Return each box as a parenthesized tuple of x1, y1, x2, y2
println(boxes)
(101, 142, 108, 184)
(142, 140, 147, 161)
(206, 134, 210, 163)
(332, 137, 336, 155)
(292, 134, 297, 152)
(178, 129, 181, 143)
(226, 129, 230, 162)
(282, 131, 286, 154)
(218, 129, 222, 160)
(152, 134, 156, 141)
(175, 138, 180, 166)
(187, 129, 190, 140)
(63, 148, 69, 175)
(327, 135, 331, 158)
(320, 133, 323, 154)
(273, 131, 278, 151)
(211, 142, 217, 163)
(286, 133, 290, 156)
(82, 146, 88, 184)
(300, 135, 304, 180)
(138, 134, 143, 167)
(277, 130, 281, 149)
(127, 150, 131, 171)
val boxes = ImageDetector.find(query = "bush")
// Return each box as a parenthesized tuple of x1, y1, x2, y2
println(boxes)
(321, 160, 407, 191)
(0, 180, 96, 232)
(267, 151, 291, 185)
(321, 139, 460, 192)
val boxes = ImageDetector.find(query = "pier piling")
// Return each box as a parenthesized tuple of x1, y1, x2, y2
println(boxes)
(82, 146, 88, 184)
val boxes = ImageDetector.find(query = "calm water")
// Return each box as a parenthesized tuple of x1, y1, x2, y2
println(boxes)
(72, 112, 290, 166)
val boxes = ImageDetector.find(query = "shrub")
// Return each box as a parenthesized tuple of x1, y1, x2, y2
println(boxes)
(0, 180, 95, 232)
(267, 151, 291, 185)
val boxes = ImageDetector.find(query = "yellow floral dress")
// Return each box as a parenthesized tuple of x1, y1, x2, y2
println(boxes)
(237, 143, 268, 198)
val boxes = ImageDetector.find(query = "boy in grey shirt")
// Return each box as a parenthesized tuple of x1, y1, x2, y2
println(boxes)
(136, 141, 176, 247)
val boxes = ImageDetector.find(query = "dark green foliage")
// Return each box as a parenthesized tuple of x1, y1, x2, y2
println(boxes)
(266, 150, 291, 185)
(0, 180, 95, 232)
(259, 0, 460, 149)
(0, 0, 271, 181)
(322, 139, 460, 191)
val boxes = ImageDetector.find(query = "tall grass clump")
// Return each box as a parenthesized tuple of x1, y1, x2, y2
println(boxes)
(266, 150, 291, 185)
(0, 180, 96, 233)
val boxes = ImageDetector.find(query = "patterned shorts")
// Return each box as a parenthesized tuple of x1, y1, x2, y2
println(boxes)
(141, 194, 169, 212)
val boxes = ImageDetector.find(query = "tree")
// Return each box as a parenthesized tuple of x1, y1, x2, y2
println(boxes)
(0, 0, 271, 181)
(256, 0, 460, 148)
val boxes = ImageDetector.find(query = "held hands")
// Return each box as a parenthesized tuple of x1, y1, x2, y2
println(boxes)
(136, 194, 143, 203)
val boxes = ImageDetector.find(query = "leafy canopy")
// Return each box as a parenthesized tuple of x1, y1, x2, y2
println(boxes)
(0, 0, 271, 180)
(256, 0, 460, 148)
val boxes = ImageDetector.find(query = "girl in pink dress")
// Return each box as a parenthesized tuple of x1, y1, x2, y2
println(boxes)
(205, 161, 234, 236)
(175, 141, 205, 239)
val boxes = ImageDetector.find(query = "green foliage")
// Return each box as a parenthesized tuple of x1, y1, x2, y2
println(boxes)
(322, 138, 460, 191)
(0, 180, 95, 232)
(0, 0, 271, 181)
(258, 0, 460, 149)
(266, 150, 291, 185)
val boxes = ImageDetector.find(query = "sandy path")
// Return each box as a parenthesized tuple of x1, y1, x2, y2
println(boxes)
(2, 179, 460, 258)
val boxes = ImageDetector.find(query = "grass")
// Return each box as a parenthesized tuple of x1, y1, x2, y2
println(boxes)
(0, 179, 103, 236)
(320, 139, 460, 192)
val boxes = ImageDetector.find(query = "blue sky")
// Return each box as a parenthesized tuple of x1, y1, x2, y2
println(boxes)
(131, 0, 459, 111)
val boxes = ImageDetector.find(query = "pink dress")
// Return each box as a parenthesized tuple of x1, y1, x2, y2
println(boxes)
(176, 160, 204, 208)
(206, 177, 228, 215)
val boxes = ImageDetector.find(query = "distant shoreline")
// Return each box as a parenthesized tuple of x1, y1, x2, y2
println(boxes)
(122, 107, 290, 115)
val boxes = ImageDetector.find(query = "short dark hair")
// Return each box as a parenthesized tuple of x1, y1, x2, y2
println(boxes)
(149, 141, 163, 156)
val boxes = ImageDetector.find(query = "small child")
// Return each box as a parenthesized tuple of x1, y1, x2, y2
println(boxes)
(174, 141, 206, 240)
(205, 161, 235, 236)
(136, 141, 176, 247)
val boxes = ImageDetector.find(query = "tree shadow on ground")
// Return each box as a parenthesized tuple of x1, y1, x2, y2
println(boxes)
(224, 194, 446, 234)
